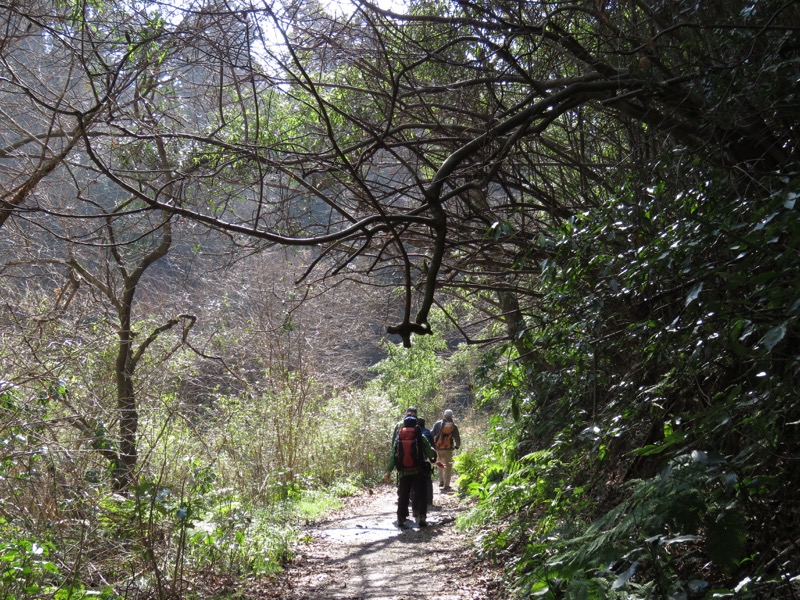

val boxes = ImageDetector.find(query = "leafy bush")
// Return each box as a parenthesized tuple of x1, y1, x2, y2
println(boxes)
(463, 151, 800, 596)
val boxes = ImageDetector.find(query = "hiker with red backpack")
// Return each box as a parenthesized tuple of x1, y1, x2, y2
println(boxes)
(384, 415, 436, 528)
(391, 406, 417, 444)
(432, 409, 461, 491)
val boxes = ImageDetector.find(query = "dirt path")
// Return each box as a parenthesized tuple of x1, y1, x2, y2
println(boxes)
(250, 483, 504, 599)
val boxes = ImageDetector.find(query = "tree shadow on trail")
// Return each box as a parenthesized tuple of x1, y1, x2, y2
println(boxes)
(280, 486, 480, 599)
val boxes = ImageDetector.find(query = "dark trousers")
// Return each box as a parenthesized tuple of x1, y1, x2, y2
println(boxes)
(426, 473, 434, 505)
(411, 464, 434, 507)
(397, 473, 427, 522)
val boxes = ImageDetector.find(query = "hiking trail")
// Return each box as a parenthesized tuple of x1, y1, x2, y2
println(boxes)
(248, 483, 504, 599)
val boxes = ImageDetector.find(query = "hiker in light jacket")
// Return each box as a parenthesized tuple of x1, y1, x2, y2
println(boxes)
(431, 409, 461, 491)
(384, 415, 436, 528)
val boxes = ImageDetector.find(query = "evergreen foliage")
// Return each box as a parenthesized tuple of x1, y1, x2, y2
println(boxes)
(460, 92, 800, 600)
(2, 0, 800, 597)
(443, 0, 800, 594)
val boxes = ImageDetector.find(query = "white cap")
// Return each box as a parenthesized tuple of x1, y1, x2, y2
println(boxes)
(443, 409, 453, 418)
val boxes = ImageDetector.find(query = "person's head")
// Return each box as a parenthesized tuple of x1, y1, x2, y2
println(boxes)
(403, 415, 418, 428)
(417, 417, 426, 428)
(405, 406, 418, 417)
(443, 409, 454, 420)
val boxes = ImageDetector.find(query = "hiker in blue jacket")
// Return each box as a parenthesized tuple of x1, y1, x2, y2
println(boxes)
(417, 417, 436, 508)
(384, 415, 436, 528)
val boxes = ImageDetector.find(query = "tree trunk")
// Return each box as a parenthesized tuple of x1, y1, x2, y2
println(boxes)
(113, 296, 138, 491)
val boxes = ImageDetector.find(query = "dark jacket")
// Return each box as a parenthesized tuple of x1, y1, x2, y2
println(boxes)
(421, 426, 435, 447)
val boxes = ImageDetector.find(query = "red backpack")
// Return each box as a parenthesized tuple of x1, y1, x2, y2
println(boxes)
(396, 426, 421, 469)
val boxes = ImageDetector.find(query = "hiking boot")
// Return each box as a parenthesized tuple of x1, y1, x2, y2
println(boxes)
(418, 517, 427, 527)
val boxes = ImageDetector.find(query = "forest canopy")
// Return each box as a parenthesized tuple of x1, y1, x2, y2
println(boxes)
(1, 0, 799, 597)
